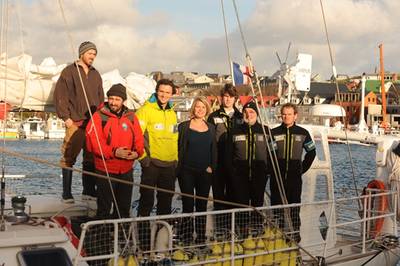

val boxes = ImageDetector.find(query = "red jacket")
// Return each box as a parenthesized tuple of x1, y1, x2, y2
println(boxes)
(86, 103, 144, 174)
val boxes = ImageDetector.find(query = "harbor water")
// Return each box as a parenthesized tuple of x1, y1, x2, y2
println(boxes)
(2, 139, 376, 204)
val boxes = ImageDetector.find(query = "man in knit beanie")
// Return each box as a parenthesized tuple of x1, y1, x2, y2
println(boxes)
(86, 84, 144, 219)
(54, 41, 104, 203)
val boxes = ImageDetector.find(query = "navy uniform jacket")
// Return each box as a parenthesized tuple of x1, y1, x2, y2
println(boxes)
(270, 123, 316, 204)
(208, 106, 243, 166)
(226, 122, 275, 179)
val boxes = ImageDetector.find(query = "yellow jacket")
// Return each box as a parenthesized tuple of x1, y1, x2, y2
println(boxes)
(136, 94, 178, 167)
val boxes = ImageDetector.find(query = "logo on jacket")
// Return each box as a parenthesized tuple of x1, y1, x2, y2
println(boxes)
(122, 123, 128, 131)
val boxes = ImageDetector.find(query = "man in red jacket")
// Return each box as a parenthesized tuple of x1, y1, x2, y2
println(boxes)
(86, 84, 144, 219)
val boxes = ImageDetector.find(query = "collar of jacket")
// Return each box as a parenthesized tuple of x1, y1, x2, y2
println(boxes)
(244, 121, 260, 130)
(218, 106, 241, 117)
(99, 102, 129, 118)
(148, 93, 173, 110)
(74, 61, 96, 71)
(281, 122, 296, 129)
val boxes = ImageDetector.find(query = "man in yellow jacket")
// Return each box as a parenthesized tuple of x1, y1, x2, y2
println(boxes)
(136, 78, 178, 251)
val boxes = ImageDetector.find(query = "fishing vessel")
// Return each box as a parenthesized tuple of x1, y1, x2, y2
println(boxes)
(44, 115, 65, 139)
(19, 116, 46, 139)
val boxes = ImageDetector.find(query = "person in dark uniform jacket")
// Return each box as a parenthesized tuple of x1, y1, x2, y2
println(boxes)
(226, 101, 274, 236)
(208, 84, 243, 211)
(270, 103, 316, 242)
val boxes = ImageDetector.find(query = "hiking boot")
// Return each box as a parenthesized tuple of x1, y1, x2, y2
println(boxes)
(62, 168, 74, 204)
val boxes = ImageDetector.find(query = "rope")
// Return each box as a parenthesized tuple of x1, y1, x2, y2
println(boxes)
(230, 0, 289, 209)
(0, 0, 9, 232)
(220, 0, 233, 77)
(318, 0, 361, 209)
(0, 145, 267, 210)
(244, 57, 295, 234)
(231, 0, 288, 217)
(319, 0, 362, 259)
(15, 0, 27, 108)
(229, 1, 317, 261)
(225, 0, 287, 206)
(56, 0, 125, 226)
(231, 0, 249, 57)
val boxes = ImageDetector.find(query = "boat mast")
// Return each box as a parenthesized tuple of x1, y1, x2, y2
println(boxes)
(357, 73, 368, 132)
(379, 43, 389, 129)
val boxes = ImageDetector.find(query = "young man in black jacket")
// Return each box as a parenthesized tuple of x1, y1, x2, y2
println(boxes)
(207, 84, 242, 208)
(208, 84, 242, 230)
(270, 103, 316, 242)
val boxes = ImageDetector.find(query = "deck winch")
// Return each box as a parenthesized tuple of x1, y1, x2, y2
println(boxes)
(6, 196, 29, 223)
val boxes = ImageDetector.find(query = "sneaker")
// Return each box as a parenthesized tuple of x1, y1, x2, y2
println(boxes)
(62, 196, 74, 204)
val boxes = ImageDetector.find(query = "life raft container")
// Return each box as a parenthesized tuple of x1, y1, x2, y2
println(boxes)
(362, 179, 388, 238)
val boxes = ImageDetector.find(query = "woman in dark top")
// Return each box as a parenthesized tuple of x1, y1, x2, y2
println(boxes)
(177, 96, 217, 244)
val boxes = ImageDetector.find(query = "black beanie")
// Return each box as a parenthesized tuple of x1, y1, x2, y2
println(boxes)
(79, 41, 97, 56)
(107, 84, 127, 101)
(243, 101, 259, 115)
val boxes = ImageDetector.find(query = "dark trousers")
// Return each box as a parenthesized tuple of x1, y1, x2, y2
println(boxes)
(212, 167, 231, 210)
(178, 166, 211, 244)
(138, 163, 176, 251)
(95, 169, 133, 219)
(231, 166, 268, 237)
(82, 157, 96, 197)
(270, 170, 302, 242)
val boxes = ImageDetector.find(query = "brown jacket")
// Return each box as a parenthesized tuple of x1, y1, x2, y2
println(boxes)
(54, 63, 104, 122)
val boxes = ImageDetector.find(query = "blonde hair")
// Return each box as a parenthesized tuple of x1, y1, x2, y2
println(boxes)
(189, 96, 211, 119)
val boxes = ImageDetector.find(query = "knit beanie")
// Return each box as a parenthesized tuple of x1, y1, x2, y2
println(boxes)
(243, 101, 259, 115)
(107, 84, 127, 101)
(79, 41, 97, 56)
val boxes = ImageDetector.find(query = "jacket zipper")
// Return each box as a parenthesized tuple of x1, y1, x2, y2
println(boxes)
(285, 127, 290, 180)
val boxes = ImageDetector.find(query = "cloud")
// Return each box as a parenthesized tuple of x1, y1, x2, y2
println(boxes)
(3, 0, 400, 79)
(6, 0, 197, 75)
(195, 0, 400, 78)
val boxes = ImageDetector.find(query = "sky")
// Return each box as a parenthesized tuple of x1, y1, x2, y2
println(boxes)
(4, 0, 400, 80)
